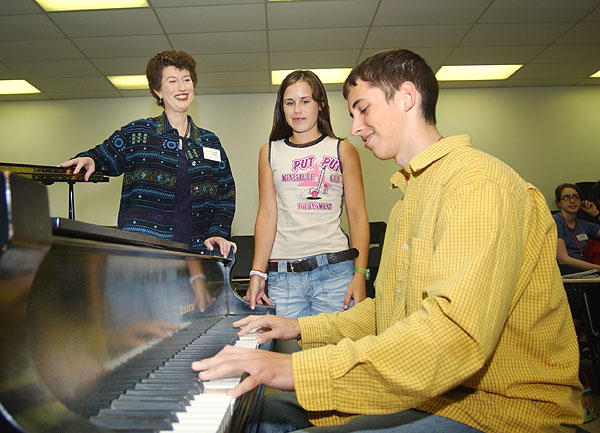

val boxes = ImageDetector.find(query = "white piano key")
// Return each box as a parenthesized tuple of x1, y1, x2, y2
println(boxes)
(160, 332, 260, 433)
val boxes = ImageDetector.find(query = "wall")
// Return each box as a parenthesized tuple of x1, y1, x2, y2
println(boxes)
(1, 85, 599, 235)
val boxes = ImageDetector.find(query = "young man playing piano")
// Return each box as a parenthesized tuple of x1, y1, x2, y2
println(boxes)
(192, 49, 583, 432)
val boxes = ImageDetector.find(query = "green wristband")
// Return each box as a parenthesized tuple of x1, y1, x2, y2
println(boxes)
(354, 267, 370, 280)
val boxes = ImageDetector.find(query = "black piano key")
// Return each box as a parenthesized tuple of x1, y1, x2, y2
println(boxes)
(111, 400, 186, 411)
(116, 394, 190, 405)
(90, 415, 172, 430)
(142, 378, 199, 384)
(134, 383, 202, 393)
(97, 408, 179, 422)
(125, 389, 195, 399)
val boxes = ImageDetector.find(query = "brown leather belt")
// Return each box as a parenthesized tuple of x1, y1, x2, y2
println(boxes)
(268, 248, 358, 274)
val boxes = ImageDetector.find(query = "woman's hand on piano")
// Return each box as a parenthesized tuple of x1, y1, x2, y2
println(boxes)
(204, 236, 237, 258)
(233, 314, 301, 344)
(192, 346, 294, 398)
(245, 276, 272, 309)
(59, 156, 96, 181)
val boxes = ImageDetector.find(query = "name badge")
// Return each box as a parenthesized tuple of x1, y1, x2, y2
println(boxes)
(203, 147, 221, 162)
(576, 233, 589, 241)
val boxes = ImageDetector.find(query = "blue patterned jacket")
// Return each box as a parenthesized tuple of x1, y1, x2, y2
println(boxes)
(78, 112, 235, 247)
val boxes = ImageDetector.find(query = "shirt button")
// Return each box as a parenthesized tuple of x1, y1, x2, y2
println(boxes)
(402, 244, 409, 250)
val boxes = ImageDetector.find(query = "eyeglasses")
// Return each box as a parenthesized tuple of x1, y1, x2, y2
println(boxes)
(560, 194, 581, 202)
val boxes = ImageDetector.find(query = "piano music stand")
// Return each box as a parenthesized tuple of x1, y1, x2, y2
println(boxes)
(0, 162, 109, 220)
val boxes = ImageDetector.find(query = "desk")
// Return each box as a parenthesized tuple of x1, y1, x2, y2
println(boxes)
(562, 275, 600, 376)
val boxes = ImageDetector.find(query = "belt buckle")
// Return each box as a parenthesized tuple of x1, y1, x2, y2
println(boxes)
(289, 261, 301, 274)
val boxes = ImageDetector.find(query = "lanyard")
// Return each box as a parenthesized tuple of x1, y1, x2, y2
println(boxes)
(559, 213, 583, 258)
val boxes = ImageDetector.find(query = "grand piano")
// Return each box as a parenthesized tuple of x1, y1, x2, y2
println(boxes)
(0, 171, 275, 433)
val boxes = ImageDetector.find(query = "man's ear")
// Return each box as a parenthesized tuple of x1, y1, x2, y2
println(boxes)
(399, 81, 417, 112)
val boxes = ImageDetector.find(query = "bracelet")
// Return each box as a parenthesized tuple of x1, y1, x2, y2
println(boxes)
(189, 273, 206, 284)
(249, 269, 268, 280)
(354, 267, 371, 280)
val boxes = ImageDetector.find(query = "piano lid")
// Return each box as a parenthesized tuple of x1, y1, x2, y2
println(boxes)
(0, 172, 274, 433)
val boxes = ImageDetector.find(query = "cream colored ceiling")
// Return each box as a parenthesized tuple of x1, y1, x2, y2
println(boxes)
(0, 0, 599, 101)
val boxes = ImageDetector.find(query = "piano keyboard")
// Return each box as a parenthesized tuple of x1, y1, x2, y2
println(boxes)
(88, 316, 261, 433)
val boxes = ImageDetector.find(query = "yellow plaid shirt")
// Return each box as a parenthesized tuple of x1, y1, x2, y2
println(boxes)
(293, 135, 583, 432)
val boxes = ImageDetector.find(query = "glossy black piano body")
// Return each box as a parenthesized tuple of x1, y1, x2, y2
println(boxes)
(0, 172, 275, 433)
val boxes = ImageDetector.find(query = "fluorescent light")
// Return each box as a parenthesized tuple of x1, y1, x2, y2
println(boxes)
(436, 65, 522, 81)
(271, 68, 353, 85)
(591, 69, 600, 78)
(0, 80, 41, 95)
(35, 0, 148, 11)
(108, 75, 148, 90)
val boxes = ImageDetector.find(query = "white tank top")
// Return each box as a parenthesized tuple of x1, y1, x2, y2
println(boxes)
(269, 135, 349, 260)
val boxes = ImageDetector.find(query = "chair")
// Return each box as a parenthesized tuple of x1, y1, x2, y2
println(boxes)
(369, 221, 387, 247)
(365, 221, 387, 298)
(230, 235, 254, 296)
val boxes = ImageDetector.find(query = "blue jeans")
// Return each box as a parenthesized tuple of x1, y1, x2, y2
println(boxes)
(257, 392, 484, 433)
(267, 254, 354, 318)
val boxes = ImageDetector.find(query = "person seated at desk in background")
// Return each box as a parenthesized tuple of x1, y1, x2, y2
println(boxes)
(192, 48, 583, 433)
(553, 183, 600, 272)
(60, 49, 236, 315)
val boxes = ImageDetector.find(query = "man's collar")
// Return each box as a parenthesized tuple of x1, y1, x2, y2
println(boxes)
(390, 135, 471, 190)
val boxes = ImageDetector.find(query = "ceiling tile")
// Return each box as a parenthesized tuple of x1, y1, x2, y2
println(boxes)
(156, 4, 265, 33)
(30, 76, 115, 92)
(0, 0, 43, 14)
(439, 80, 503, 88)
(151, 0, 260, 6)
(583, 5, 600, 20)
(269, 28, 368, 51)
(374, 0, 490, 25)
(170, 31, 267, 54)
(479, 0, 599, 23)
(267, 0, 377, 29)
(0, 63, 20, 79)
(0, 39, 83, 62)
(193, 53, 268, 72)
(195, 85, 272, 95)
(531, 44, 600, 63)
(0, 93, 49, 102)
(0, 14, 62, 41)
(511, 63, 599, 79)
(45, 90, 122, 99)
(365, 25, 471, 48)
(462, 23, 573, 45)
(556, 22, 600, 43)
(48, 9, 163, 37)
(360, 47, 453, 66)
(71, 35, 172, 58)
(196, 70, 269, 87)
(10, 59, 101, 78)
(269, 50, 360, 69)
(446, 45, 545, 64)
(503, 78, 582, 87)
(90, 57, 150, 75)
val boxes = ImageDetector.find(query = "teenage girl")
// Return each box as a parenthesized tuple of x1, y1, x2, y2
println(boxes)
(245, 70, 369, 318)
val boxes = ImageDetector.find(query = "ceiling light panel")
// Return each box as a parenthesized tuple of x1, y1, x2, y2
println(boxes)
(436, 65, 522, 81)
(35, 0, 148, 12)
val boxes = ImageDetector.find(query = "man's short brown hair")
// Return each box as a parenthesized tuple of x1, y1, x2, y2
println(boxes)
(343, 49, 439, 125)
